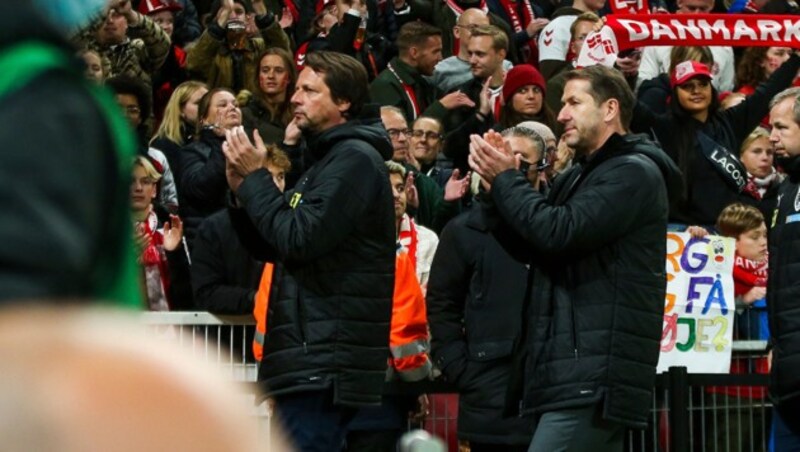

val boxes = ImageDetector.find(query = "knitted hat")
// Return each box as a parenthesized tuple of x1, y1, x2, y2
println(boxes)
(670, 60, 713, 88)
(209, 0, 254, 17)
(503, 64, 546, 104)
(138, 0, 182, 15)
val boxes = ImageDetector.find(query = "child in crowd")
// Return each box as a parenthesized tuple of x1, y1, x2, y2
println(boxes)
(717, 203, 769, 340)
(691, 203, 770, 449)
(131, 156, 191, 311)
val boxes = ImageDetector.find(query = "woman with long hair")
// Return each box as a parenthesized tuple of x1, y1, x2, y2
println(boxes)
(150, 80, 209, 183)
(240, 47, 296, 145)
(177, 87, 241, 246)
(631, 53, 800, 228)
(736, 46, 793, 95)
(498, 65, 556, 130)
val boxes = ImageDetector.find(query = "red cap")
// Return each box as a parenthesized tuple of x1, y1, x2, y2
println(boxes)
(138, 0, 183, 15)
(502, 64, 546, 104)
(671, 60, 713, 88)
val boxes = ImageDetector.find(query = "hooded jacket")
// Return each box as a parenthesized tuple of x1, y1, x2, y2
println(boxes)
(490, 133, 682, 428)
(768, 155, 800, 412)
(234, 109, 396, 406)
(427, 203, 535, 444)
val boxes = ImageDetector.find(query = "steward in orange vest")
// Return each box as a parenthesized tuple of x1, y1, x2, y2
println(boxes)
(253, 251, 432, 382)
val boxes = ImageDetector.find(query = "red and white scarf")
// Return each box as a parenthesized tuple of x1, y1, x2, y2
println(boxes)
(578, 14, 800, 68)
(136, 210, 170, 311)
(397, 214, 419, 271)
(497, 0, 537, 63)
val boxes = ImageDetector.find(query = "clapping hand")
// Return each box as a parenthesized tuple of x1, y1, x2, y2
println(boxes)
(443, 169, 470, 201)
(162, 215, 184, 251)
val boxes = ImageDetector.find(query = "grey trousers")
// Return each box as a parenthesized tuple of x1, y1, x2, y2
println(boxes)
(527, 403, 624, 452)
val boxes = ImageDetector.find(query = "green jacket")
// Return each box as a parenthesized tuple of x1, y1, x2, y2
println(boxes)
(186, 18, 290, 94)
(74, 11, 170, 89)
(369, 57, 447, 124)
(0, 41, 141, 307)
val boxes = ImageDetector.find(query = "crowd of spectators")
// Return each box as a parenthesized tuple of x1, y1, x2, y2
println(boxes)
(7, 0, 800, 449)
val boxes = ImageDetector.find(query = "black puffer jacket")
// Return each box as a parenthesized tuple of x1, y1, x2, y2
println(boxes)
(427, 204, 534, 445)
(178, 128, 228, 247)
(235, 113, 396, 406)
(191, 205, 264, 314)
(768, 156, 800, 413)
(491, 133, 682, 428)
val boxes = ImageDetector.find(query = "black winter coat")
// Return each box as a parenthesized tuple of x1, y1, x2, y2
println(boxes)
(191, 206, 264, 314)
(427, 204, 534, 444)
(178, 128, 228, 247)
(491, 133, 682, 428)
(768, 156, 800, 412)
(234, 113, 396, 406)
(637, 73, 671, 115)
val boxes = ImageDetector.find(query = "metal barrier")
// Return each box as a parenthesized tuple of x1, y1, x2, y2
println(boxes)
(141, 313, 771, 452)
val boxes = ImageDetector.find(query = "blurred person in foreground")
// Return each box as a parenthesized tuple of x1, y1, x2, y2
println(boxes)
(0, 307, 272, 451)
(0, 0, 141, 306)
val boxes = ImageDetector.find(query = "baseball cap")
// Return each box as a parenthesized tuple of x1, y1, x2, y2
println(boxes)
(671, 60, 713, 88)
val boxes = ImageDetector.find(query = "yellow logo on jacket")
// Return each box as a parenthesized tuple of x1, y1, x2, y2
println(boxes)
(290, 192, 303, 209)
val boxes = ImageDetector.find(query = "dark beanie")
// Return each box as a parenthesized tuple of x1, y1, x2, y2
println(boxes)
(503, 64, 546, 104)
(209, 0, 254, 17)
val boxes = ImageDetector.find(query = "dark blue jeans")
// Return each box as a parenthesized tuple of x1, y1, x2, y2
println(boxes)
(274, 389, 356, 452)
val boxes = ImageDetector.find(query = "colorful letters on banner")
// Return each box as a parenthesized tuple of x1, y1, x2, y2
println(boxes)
(656, 233, 735, 374)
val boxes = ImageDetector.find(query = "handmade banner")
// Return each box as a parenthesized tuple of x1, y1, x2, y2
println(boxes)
(577, 13, 800, 67)
(657, 232, 736, 374)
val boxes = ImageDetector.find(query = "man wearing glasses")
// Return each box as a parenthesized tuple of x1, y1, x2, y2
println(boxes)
(410, 116, 452, 188)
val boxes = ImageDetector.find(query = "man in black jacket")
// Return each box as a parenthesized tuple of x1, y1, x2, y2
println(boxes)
(470, 65, 681, 451)
(766, 87, 800, 448)
(223, 51, 395, 451)
(427, 126, 546, 451)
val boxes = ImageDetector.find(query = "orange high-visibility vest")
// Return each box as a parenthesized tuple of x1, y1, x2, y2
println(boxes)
(389, 251, 432, 381)
(252, 253, 431, 380)
(252, 263, 274, 362)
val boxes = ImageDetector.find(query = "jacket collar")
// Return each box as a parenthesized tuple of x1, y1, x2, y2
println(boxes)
(389, 57, 422, 86)
(781, 154, 800, 183)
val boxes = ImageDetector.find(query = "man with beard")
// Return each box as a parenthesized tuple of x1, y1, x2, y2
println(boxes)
(469, 65, 681, 451)
(223, 51, 395, 451)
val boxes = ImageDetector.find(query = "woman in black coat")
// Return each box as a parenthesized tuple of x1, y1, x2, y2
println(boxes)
(631, 53, 800, 228)
(178, 87, 242, 247)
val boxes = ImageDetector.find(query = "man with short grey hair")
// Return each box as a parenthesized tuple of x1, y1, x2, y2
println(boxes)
(766, 86, 800, 449)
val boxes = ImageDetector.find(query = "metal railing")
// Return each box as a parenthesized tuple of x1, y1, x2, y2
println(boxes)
(141, 312, 772, 452)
